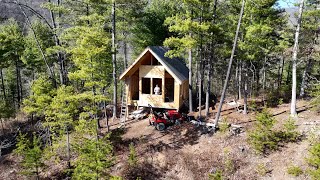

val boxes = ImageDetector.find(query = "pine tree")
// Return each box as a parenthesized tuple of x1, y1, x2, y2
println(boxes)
(73, 112, 113, 179)
(0, 19, 25, 108)
(15, 133, 44, 180)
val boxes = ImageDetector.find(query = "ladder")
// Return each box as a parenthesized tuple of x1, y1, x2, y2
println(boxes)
(120, 89, 128, 126)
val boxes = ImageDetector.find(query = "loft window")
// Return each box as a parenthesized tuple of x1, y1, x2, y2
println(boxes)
(142, 78, 151, 94)
(141, 53, 160, 65)
(151, 57, 160, 65)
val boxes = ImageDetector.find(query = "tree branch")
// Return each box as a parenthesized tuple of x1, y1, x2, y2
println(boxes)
(0, 0, 53, 30)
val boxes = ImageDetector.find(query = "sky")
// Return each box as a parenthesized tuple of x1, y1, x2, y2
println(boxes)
(278, 0, 298, 8)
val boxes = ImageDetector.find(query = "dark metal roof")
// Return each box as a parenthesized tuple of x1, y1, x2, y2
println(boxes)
(148, 46, 189, 82)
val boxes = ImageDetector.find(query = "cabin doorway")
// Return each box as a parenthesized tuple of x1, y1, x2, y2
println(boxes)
(131, 70, 139, 100)
(165, 72, 174, 102)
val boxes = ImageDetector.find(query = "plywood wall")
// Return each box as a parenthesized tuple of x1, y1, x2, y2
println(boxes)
(139, 65, 164, 78)
(126, 64, 188, 110)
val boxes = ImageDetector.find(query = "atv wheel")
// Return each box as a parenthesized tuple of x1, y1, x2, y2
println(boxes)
(156, 123, 166, 131)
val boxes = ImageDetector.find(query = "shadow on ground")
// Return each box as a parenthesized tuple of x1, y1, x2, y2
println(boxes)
(122, 161, 162, 180)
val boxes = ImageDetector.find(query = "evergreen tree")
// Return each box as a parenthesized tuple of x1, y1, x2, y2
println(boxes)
(15, 133, 44, 179)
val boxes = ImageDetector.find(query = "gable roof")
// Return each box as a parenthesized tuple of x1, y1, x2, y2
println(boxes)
(119, 46, 189, 84)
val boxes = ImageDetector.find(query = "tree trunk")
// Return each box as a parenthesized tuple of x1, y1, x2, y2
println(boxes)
(238, 60, 242, 100)
(243, 65, 248, 114)
(124, 39, 128, 69)
(198, 53, 202, 118)
(104, 100, 109, 132)
(249, 62, 255, 98)
(195, 49, 199, 95)
(112, 0, 117, 119)
(49, 0, 66, 85)
(18, 64, 23, 101)
(66, 125, 71, 170)
(205, 56, 212, 117)
(262, 56, 267, 104)
(188, 48, 193, 113)
(15, 61, 21, 107)
(198, 26, 203, 117)
(286, 63, 291, 85)
(277, 56, 282, 89)
(299, 59, 312, 98)
(278, 55, 284, 89)
(291, 0, 304, 116)
(1, 119, 4, 135)
(256, 66, 260, 94)
(214, 0, 245, 127)
(0, 68, 6, 100)
(205, 0, 218, 117)
(235, 60, 239, 97)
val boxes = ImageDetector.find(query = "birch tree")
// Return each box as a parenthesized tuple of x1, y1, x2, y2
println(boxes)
(291, 0, 305, 116)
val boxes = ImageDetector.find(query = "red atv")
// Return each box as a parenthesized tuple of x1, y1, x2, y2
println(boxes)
(148, 104, 187, 131)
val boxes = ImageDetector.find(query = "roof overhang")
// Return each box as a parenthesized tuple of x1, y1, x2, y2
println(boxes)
(119, 48, 149, 80)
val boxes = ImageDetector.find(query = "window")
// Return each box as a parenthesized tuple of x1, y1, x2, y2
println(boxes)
(151, 57, 160, 65)
(152, 78, 162, 95)
(142, 78, 151, 94)
(141, 53, 160, 65)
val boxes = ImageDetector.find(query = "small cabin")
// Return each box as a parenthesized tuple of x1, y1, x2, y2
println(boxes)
(119, 46, 189, 110)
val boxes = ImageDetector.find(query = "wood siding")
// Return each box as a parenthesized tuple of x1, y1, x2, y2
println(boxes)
(123, 52, 188, 110)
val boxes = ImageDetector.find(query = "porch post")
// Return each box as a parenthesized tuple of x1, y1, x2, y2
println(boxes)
(150, 78, 153, 95)
(162, 71, 165, 102)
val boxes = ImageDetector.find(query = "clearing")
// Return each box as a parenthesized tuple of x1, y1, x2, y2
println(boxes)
(0, 100, 319, 180)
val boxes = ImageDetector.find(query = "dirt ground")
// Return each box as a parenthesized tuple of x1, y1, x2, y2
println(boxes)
(0, 100, 319, 180)
(107, 100, 319, 180)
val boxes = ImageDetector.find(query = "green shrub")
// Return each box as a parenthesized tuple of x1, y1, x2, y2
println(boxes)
(209, 170, 223, 180)
(248, 110, 279, 154)
(256, 163, 268, 176)
(14, 133, 44, 179)
(223, 148, 235, 173)
(283, 118, 299, 141)
(128, 142, 138, 167)
(248, 110, 300, 154)
(306, 142, 320, 179)
(287, 165, 303, 176)
(219, 118, 230, 133)
(248, 100, 258, 111)
(307, 129, 320, 145)
(278, 98, 283, 105)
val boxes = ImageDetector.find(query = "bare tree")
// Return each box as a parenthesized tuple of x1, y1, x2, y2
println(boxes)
(243, 66, 248, 114)
(205, 0, 218, 117)
(188, 47, 193, 113)
(214, 0, 245, 127)
(291, 0, 305, 116)
(0, 68, 6, 100)
(112, 0, 117, 119)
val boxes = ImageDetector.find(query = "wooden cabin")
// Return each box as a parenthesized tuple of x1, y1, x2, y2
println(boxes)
(119, 46, 189, 110)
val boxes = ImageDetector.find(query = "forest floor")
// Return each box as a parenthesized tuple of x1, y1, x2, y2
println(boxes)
(0, 99, 319, 180)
